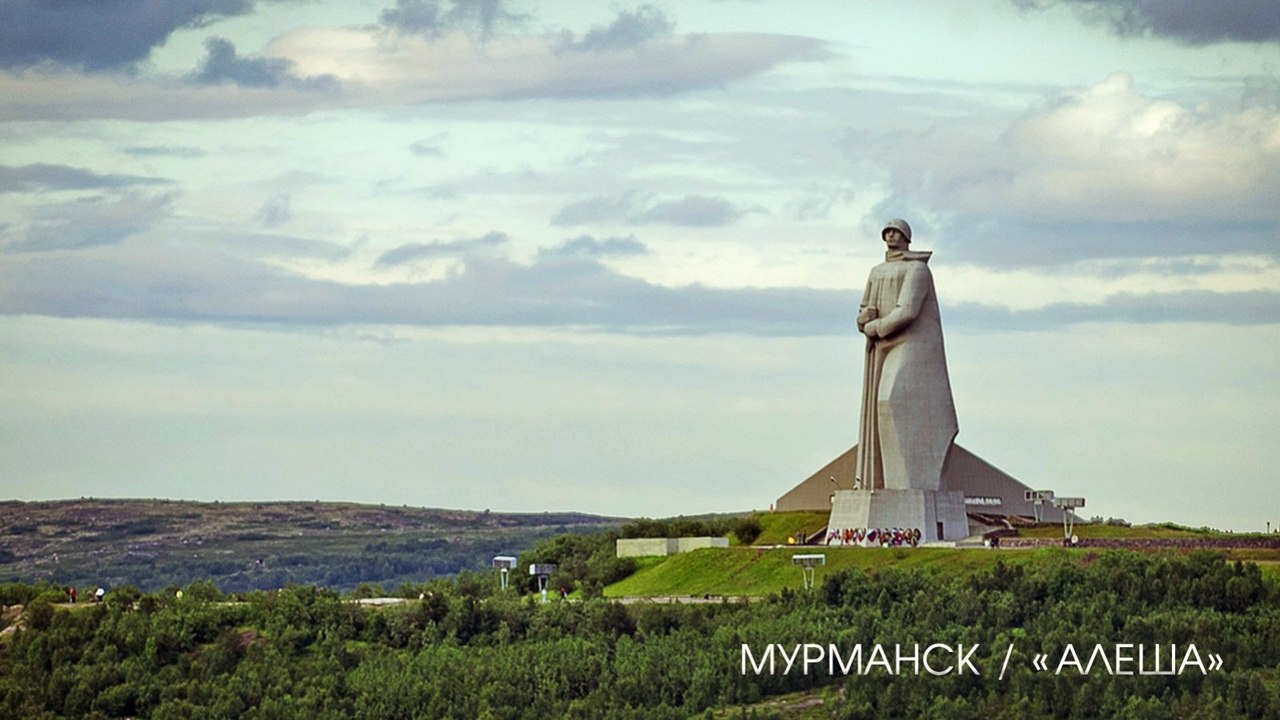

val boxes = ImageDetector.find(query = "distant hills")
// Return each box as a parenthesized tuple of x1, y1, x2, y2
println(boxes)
(0, 499, 623, 593)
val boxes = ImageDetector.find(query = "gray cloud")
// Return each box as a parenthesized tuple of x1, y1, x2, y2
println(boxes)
(121, 145, 206, 159)
(441, 0, 523, 40)
(379, 0, 522, 40)
(554, 5, 674, 53)
(187, 37, 340, 90)
(0, 164, 169, 193)
(1012, 0, 1280, 45)
(200, 230, 352, 260)
(538, 235, 651, 259)
(408, 136, 447, 157)
(0, 247, 847, 335)
(867, 172, 1280, 266)
(375, 231, 509, 266)
(552, 192, 745, 227)
(4, 192, 177, 253)
(950, 289, 1280, 329)
(257, 194, 292, 227)
(898, 213, 1280, 268)
(4, 239, 1276, 335)
(189, 37, 289, 87)
(632, 195, 745, 226)
(380, 0, 443, 35)
(552, 192, 640, 226)
(409, 142, 444, 158)
(0, 0, 253, 70)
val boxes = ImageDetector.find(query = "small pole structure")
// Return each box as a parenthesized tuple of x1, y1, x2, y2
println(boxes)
(1025, 489, 1054, 523)
(492, 556, 518, 590)
(529, 563, 557, 603)
(792, 554, 826, 590)
(1052, 497, 1086, 545)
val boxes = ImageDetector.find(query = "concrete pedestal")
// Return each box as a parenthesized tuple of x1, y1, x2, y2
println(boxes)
(825, 489, 968, 545)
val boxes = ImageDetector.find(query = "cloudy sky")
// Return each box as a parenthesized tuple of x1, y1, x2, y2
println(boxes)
(2, 0, 1278, 530)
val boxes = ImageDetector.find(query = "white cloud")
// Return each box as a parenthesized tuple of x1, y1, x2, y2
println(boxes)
(0, 28, 822, 120)
(271, 27, 824, 102)
(988, 73, 1280, 222)
(867, 73, 1280, 265)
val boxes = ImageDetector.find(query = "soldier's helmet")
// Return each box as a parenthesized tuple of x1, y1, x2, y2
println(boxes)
(881, 218, 912, 242)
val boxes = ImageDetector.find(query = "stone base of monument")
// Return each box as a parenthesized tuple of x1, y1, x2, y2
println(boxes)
(825, 489, 969, 545)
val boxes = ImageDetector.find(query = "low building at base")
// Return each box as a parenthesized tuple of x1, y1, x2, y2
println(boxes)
(776, 443, 1067, 535)
(826, 488, 969, 544)
(616, 536, 730, 558)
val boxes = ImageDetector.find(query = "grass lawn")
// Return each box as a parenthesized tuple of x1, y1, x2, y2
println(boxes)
(604, 545, 1080, 598)
(1017, 523, 1215, 539)
(606, 540, 1280, 598)
(751, 511, 831, 545)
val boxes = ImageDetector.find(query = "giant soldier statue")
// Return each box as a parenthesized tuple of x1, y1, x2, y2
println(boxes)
(779, 219, 1078, 539)
(854, 218, 958, 492)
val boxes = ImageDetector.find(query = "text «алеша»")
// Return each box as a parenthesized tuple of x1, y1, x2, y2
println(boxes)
(741, 643, 1224, 677)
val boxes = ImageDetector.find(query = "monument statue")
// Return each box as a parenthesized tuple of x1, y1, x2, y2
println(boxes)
(777, 218, 1075, 541)
(855, 219, 957, 492)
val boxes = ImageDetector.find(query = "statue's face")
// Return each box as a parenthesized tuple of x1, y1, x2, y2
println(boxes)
(882, 228, 909, 250)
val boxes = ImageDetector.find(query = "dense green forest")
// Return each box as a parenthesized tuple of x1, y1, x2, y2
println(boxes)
(2, 539, 1277, 719)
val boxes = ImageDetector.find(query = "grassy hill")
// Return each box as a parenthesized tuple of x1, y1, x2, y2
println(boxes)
(7, 499, 1274, 599)
(0, 499, 622, 593)
(751, 510, 830, 545)
(1016, 522, 1220, 539)
(604, 545, 1070, 597)
(606, 518, 1280, 598)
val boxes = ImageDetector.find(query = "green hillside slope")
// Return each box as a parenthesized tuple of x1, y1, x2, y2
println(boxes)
(604, 546, 1070, 597)
(0, 499, 621, 593)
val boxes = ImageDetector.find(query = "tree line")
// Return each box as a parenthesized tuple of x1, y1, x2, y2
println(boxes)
(0, 548, 1275, 718)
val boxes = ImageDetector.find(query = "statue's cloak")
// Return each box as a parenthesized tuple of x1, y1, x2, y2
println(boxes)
(855, 251, 957, 491)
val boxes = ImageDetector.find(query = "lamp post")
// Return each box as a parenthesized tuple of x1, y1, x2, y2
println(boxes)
(1024, 489, 1054, 523)
(529, 563, 557, 603)
(791, 554, 826, 590)
(492, 556, 517, 590)
(1051, 497, 1086, 545)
